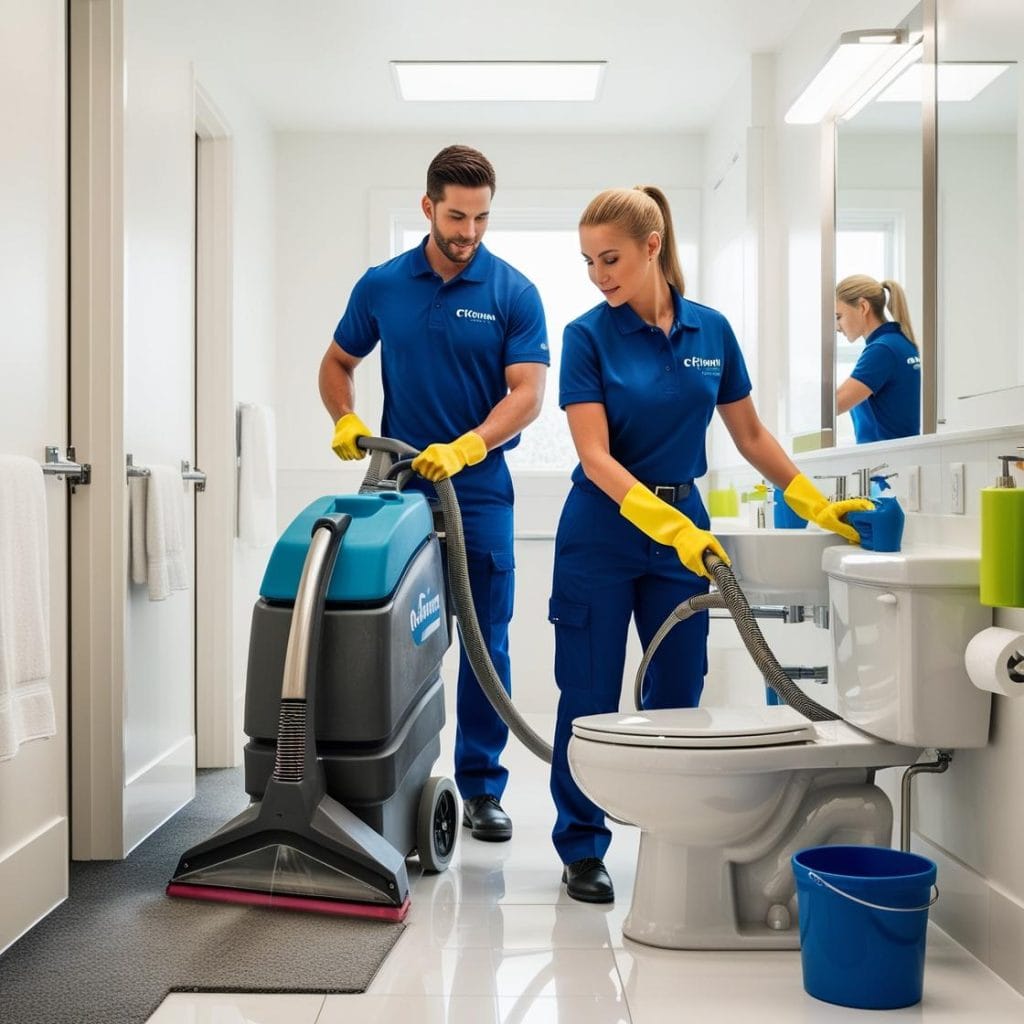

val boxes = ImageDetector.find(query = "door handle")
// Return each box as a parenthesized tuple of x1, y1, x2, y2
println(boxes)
(181, 459, 207, 492)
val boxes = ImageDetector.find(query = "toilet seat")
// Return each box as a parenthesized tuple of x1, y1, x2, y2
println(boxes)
(572, 705, 817, 749)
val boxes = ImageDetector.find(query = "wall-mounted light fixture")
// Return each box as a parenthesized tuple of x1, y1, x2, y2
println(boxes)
(390, 61, 606, 102)
(877, 61, 1011, 103)
(785, 29, 912, 124)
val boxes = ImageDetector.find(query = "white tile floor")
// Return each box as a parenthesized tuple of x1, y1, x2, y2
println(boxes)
(147, 714, 1024, 1023)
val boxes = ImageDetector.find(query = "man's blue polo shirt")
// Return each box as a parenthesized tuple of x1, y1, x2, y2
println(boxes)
(849, 321, 920, 443)
(334, 238, 548, 501)
(559, 290, 752, 487)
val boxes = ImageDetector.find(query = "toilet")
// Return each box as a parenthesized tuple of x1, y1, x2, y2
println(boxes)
(568, 545, 993, 949)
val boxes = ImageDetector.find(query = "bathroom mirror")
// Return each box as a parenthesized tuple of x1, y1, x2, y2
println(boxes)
(830, 1, 925, 448)
(834, 64, 924, 447)
(935, 0, 1022, 432)
(828, 0, 1024, 447)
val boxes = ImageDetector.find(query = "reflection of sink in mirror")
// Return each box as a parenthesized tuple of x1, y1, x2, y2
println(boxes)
(711, 522, 845, 606)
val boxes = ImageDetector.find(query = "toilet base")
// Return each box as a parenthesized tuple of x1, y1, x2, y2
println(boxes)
(622, 778, 894, 950)
(624, 915, 801, 950)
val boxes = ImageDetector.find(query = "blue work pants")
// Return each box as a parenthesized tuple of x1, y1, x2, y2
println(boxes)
(548, 482, 710, 865)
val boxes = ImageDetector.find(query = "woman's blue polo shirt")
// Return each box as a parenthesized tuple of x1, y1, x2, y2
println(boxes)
(848, 321, 921, 443)
(559, 290, 752, 486)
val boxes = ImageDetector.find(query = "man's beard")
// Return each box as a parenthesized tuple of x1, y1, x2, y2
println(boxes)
(432, 221, 478, 264)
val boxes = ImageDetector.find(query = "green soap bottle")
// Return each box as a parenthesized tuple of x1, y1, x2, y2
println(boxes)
(980, 452, 1024, 608)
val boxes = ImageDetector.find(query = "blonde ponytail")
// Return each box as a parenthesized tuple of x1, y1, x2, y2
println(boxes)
(836, 274, 917, 347)
(579, 185, 686, 294)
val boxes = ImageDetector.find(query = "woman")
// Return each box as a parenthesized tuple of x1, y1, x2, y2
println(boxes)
(549, 186, 871, 904)
(835, 275, 920, 443)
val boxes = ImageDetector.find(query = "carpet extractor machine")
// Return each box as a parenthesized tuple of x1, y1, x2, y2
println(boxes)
(167, 437, 545, 922)
(167, 435, 843, 921)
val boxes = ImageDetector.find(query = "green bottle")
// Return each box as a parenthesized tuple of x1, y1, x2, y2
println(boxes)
(979, 452, 1024, 608)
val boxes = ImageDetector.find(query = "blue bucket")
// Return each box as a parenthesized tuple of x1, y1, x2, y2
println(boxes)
(792, 845, 938, 1010)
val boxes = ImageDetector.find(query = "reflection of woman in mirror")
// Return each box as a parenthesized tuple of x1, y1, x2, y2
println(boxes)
(835, 275, 921, 443)
(548, 186, 872, 904)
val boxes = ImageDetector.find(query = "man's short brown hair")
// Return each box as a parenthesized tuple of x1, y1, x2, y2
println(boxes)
(426, 145, 496, 202)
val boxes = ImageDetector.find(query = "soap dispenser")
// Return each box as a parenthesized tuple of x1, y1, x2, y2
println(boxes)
(980, 451, 1024, 608)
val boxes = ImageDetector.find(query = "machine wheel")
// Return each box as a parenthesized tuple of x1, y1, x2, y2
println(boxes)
(417, 776, 458, 873)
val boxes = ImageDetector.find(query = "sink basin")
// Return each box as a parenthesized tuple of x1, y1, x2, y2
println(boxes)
(711, 522, 845, 606)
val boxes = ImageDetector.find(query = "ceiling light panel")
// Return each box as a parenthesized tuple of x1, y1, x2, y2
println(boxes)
(391, 61, 606, 102)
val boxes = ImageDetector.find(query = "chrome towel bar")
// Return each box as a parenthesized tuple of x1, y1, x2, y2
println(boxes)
(126, 454, 207, 491)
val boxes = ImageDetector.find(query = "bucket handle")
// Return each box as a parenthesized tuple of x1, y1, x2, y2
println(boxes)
(807, 871, 939, 913)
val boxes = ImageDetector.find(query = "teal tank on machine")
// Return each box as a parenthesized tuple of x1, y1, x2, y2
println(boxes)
(261, 491, 434, 603)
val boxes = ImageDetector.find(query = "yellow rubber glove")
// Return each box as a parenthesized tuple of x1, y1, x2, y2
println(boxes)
(620, 483, 730, 580)
(331, 412, 371, 461)
(783, 473, 874, 544)
(412, 431, 487, 482)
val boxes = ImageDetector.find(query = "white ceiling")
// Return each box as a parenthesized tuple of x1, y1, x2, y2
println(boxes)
(158, 0, 814, 133)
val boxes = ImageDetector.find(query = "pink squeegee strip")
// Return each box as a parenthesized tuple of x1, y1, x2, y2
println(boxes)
(166, 882, 410, 922)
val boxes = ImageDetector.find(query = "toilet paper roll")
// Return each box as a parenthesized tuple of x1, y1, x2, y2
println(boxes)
(965, 627, 1024, 697)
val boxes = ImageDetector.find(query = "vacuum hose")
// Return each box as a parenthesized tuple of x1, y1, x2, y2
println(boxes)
(636, 554, 839, 722)
(357, 438, 838, 770)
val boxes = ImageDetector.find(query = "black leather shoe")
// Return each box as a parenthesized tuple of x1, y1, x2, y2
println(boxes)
(562, 857, 614, 903)
(462, 795, 513, 842)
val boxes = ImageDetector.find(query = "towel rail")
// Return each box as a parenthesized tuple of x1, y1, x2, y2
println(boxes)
(42, 445, 91, 486)
(126, 453, 150, 479)
(125, 454, 207, 492)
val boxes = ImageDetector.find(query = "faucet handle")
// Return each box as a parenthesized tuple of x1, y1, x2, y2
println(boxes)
(812, 473, 847, 502)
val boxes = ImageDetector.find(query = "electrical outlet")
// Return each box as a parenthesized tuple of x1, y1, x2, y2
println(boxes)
(950, 462, 965, 514)
(907, 465, 921, 512)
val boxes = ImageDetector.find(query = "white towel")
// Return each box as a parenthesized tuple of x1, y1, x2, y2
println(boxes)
(128, 475, 148, 585)
(0, 455, 56, 760)
(145, 464, 189, 601)
(237, 403, 277, 547)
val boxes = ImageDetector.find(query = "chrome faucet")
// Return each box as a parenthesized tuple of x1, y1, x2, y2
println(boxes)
(812, 473, 847, 502)
(852, 463, 895, 498)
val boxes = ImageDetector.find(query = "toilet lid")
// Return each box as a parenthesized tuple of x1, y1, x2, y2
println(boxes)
(571, 705, 817, 748)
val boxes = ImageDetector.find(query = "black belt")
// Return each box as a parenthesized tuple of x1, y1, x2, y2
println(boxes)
(647, 482, 693, 502)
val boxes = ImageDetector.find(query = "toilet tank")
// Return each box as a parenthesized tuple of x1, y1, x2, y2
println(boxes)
(823, 547, 992, 748)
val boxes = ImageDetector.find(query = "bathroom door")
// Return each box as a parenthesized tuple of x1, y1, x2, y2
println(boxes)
(69, 0, 196, 858)
(0, 0, 70, 948)
(119, 7, 199, 852)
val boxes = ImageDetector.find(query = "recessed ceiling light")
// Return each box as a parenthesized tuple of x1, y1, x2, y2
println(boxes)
(876, 62, 1011, 103)
(391, 61, 606, 102)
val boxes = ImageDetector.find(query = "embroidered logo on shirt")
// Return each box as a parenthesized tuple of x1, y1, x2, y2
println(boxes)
(907, 355, 921, 370)
(456, 308, 497, 322)
(683, 355, 723, 376)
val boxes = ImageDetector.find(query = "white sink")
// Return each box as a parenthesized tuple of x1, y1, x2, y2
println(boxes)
(711, 521, 845, 606)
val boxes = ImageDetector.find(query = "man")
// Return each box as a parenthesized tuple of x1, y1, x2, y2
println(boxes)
(319, 145, 548, 842)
